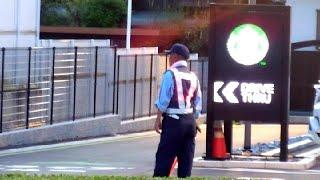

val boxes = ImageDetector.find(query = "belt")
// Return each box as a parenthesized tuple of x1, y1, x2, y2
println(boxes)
(164, 113, 193, 120)
(166, 108, 193, 114)
(167, 114, 180, 120)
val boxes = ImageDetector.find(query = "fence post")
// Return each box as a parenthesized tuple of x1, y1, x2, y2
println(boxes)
(93, 46, 98, 118)
(26, 47, 32, 129)
(73, 47, 78, 121)
(50, 47, 56, 125)
(112, 47, 117, 114)
(0, 48, 5, 133)
(149, 54, 154, 116)
(165, 54, 168, 71)
(189, 60, 192, 71)
(116, 55, 120, 114)
(201, 59, 205, 113)
(133, 55, 138, 120)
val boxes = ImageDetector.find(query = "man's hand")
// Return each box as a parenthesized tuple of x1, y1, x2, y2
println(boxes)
(196, 123, 201, 135)
(154, 110, 162, 134)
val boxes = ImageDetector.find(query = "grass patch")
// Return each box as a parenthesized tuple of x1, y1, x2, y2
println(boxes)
(0, 174, 232, 180)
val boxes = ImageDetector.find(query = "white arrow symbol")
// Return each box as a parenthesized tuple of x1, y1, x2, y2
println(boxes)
(214, 81, 224, 103)
(222, 81, 239, 103)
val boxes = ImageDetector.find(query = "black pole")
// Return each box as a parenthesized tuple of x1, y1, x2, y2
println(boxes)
(149, 54, 154, 116)
(73, 47, 78, 121)
(201, 59, 204, 113)
(280, 7, 290, 162)
(280, 121, 289, 161)
(133, 55, 137, 120)
(189, 60, 192, 71)
(243, 121, 251, 151)
(165, 54, 168, 71)
(50, 47, 56, 125)
(93, 46, 98, 118)
(112, 47, 117, 114)
(116, 55, 120, 114)
(224, 120, 233, 154)
(26, 47, 32, 129)
(0, 48, 5, 133)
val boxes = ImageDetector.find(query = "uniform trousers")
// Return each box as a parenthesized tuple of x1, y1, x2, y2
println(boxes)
(153, 113, 197, 178)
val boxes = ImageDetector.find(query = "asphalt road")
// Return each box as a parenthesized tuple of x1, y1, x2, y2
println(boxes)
(0, 124, 319, 179)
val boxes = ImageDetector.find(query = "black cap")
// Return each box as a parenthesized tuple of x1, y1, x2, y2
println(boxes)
(167, 43, 190, 60)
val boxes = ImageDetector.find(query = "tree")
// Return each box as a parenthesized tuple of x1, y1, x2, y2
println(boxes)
(41, 0, 127, 27)
(180, 26, 209, 56)
(83, 0, 126, 27)
(41, 0, 73, 26)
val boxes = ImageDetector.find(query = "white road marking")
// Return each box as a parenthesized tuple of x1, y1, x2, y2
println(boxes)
(5, 165, 39, 168)
(48, 166, 85, 169)
(48, 169, 86, 173)
(89, 167, 134, 171)
(5, 168, 39, 172)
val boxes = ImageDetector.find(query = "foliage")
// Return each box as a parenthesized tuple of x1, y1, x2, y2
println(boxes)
(41, 0, 73, 26)
(83, 0, 126, 27)
(180, 25, 209, 56)
(41, 0, 127, 27)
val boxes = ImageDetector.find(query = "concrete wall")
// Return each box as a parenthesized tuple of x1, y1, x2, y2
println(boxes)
(39, 39, 111, 47)
(117, 47, 158, 55)
(0, 0, 40, 47)
(0, 114, 120, 149)
(287, 0, 320, 42)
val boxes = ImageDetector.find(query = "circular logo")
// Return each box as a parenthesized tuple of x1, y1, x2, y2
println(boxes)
(227, 24, 269, 66)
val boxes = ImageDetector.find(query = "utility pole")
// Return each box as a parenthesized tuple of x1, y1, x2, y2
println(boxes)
(126, 0, 132, 49)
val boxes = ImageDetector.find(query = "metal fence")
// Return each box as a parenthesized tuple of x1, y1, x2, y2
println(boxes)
(0, 47, 208, 133)
(115, 54, 208, 120)
(0, 46, 116, 133)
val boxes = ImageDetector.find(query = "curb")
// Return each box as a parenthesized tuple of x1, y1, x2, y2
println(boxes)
(261, 136, 315, 157)
(193, 156, 316, 170)
(193, 141, 320, 170)
(193, 135, 320, 170)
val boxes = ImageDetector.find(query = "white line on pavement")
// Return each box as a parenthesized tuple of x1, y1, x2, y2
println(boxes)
(48, 169, 86, 173)
(5, 168, 39, 172)
(5, 165, 39, 168)
(89, 167, 134, 170)
(48, 166, 85, 169)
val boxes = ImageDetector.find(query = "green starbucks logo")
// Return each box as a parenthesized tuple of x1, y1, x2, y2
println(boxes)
(227, 24, 269, 66)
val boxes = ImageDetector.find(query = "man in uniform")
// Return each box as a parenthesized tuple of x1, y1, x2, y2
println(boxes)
(153, 43, 202, 178)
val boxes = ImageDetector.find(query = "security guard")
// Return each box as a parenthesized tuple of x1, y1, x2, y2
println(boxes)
(153, 43, 202, 178)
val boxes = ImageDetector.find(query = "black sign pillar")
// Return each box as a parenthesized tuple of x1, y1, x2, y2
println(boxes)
(207, 4, 291, 161)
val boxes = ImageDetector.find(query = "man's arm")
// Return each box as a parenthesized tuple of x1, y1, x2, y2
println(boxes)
(154, 110, 163, 134)
(194, 79, 203, 133)
(154, 71, 173, 134)
(193, 79, 202, 119)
